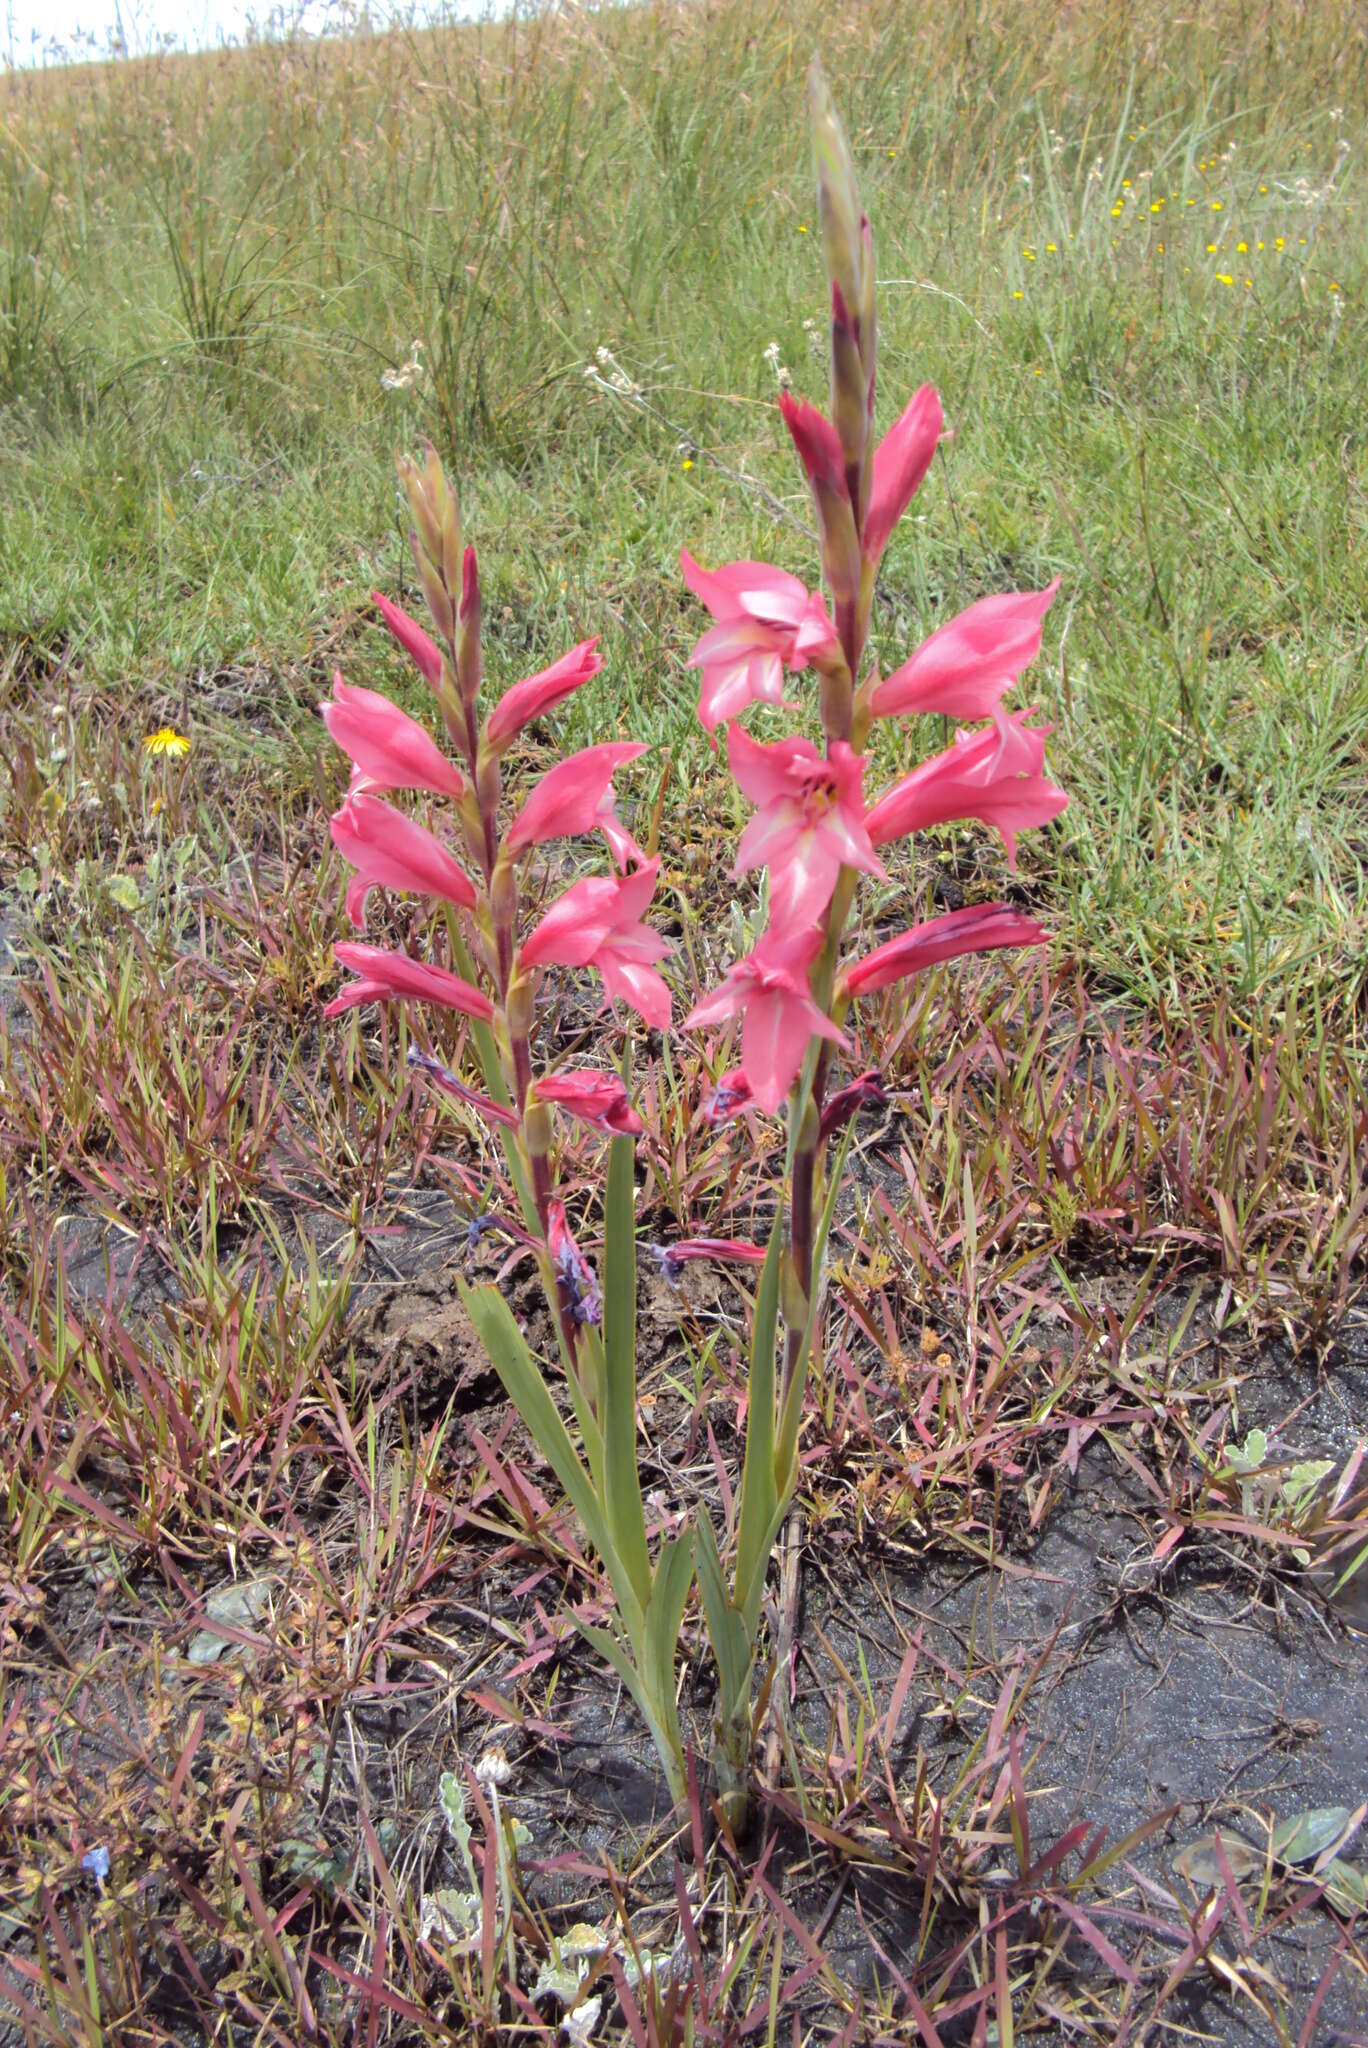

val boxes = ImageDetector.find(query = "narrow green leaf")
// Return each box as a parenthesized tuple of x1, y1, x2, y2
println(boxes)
(695, 1509, 751, 1719)
(776, 1120, 855, 1499)
(602, 1127, 651, 1611)
(740, 1493, 792, 1643)
(459, 1281, 644, 1640)
(734, 1209, 784, 1611)
(644, 1532, 694, 1719)
(567, 1323, 606, 1497)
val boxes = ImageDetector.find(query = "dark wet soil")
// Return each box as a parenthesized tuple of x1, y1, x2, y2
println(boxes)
(3, 1148, 1366, 2042)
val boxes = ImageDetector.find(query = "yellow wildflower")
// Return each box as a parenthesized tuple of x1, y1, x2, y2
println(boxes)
(143, 727, 191, 759)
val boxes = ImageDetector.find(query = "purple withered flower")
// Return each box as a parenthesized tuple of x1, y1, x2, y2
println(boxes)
(547, 1201, 602, 1326)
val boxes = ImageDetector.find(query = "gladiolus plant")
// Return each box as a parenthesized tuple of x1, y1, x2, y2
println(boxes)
(321, 68, 1066, 1831)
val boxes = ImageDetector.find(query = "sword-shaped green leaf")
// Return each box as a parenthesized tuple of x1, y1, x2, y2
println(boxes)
(695, 1508, 750, 1721)
(733, 1209, 784, 1623)
(459, 1280, 644, 1641)
(602, 1127, 651, 1611)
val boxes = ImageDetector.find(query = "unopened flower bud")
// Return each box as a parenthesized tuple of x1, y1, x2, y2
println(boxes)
(441, 491, 463, 602)
(505, 973, 534, 1042)
(414, 537, 455, 644)
(810, 60, 865, 322)
(829, 280, 868, 481)
(421, 438, 448, 520)
(458, 545, 482, 705)
(858, 214, 877, 389)
(490, 851, 517, 932)
(397, 450, 443, 565)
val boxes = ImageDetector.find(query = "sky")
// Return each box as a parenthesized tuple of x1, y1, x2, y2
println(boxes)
(2, 0, 496, 67)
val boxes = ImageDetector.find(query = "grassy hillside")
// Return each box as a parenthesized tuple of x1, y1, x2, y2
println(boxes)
(2, 0, 1366, 1011)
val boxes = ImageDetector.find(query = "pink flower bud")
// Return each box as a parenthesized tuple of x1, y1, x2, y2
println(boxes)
(324, 943, 494, 1019)
(778, 389, 848, 499)
(371, 590, 445, 690)
(843, 905, 1047, 998)
(863, 386, 944, 566)
(457, 545, 482, 705)
(485, 639, 603, 750)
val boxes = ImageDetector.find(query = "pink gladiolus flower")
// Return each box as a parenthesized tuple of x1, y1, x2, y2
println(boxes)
(485, 639, 603, 750)
(321, 674, 466, 799)
(330, 793, 476, 927)
(869, 581, 1060, 725)
(406, 1046, 521, 1130)
(547, 1200, 601, 1326)
(728, 724, 885, 927)
(703, 1069, 753, 1123)
(844, 904, 1048, 998)
(863, 385, 943, 565)
(371, 590, 444, 691)
(535, 1069, 645, 1136)
(681, 549, 838, 735)
(505, 743, 647, 861)
(651, 1238, 767, 1285)
(684, 926, 848, 1115)
(324, 942, 494, 1019)
(864, 716, 1068, 868)
(777, 389, 849, 499)
(598, 808, 649, 874)
(520, 859, 672, 1028)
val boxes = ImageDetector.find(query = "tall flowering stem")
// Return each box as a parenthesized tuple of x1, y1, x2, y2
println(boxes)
(323, 451, 692, 1806)
(681, 61, 1067, 1826)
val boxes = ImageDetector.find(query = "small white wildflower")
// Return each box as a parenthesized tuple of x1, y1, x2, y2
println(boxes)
(585, 346, 642, 400)
(475, 1747, 513, 1792)
(762, 340, 791, 390)
(381, 340, 424, 392)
